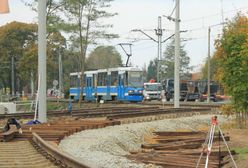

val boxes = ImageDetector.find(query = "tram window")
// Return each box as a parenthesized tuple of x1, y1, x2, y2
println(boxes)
(83, 74, 86, 86)
(97, 72, 107, 86)
(70, 75, 78, 87)
(94, 74, 97, 87)
(111, 71, 118, 86)
(124, 72, 128, 86)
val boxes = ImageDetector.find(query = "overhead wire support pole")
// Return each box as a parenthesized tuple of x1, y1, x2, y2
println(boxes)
(207, 27, 211, 103)
(132, 16, 163, 83)
(207, 22, 225, 104)
(58, 48, 63, 98)
(161, 30, 187, 43)
(174, 0, 180, 108)
(132, 29, 157, 42)
(38, 0, 47, 122)
(11, 56, 15, 96)
(156, 16, 163, 83)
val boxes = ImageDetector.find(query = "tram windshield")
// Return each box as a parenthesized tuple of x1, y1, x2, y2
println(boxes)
(70, 75, 80, 88)
(128, 71, 143, 88)
(70, 75, 79, 88)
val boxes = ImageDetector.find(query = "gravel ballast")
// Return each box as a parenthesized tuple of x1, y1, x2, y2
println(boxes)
(59, 115, 228, 168)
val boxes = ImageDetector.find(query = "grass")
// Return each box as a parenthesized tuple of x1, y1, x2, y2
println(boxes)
(47, 102, 67, 111)
(232, 147, 248, 160)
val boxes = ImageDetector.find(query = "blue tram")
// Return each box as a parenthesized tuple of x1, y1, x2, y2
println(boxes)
(69, 67, 144, 102)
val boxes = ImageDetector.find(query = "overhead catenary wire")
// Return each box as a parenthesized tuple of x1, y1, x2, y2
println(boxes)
(182, 6, 248, 23)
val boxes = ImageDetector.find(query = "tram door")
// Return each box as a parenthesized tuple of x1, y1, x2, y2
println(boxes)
(117, 72, 125, 100)
(106, 72, 111, 100)
(85, 75, 94, 101)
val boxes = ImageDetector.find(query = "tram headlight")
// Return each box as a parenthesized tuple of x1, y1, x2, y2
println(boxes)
(138, 90, 143, 94)
(128, 90, 134, 94)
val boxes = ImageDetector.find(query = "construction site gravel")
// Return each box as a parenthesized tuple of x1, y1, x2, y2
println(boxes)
(59, 115, 229, 168)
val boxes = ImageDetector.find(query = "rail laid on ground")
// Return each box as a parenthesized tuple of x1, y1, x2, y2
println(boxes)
(0, 119, 117, 168)
(128, 131, 234, 168)
(0, 106, 218, 168)
(0, 140, 58, 168)
(32, 133, 96, 168)
(0, 103, 219, 119)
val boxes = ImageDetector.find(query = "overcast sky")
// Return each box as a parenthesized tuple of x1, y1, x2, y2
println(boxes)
(1, 0, 248, 71)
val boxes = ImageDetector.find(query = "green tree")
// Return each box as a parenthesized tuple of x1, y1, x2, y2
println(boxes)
(62, 0, 118, 105)
(22, 0, 77, 95)
(86, 46, 122, 69)
(146, 58, 158, 82)
(0, 21, 37, 94)
(214, 14, 248, 124)
(161, 39, 192, 80)
(22, 0, 66, 37)
(0, 21, 67, 95)
(201, 56, 219, 80)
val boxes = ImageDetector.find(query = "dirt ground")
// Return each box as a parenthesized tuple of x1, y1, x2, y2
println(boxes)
(224, 129, 248, 168)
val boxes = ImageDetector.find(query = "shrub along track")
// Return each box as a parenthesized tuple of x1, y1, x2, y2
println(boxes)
(0, 105, 218, 168)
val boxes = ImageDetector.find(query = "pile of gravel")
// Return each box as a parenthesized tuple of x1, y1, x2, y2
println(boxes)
(59, 115, 227, 168)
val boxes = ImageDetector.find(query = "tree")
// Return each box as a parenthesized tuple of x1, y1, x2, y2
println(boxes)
(0, 21, 37, 94)
(161, 39, 192, 80)
(62, 0, 118, 106)
(86, 46, 122, 69)
(0, 21, 67, 95)
(212, 14, 248, 125)
(23, 0, 118, 103)
(201, 56, 219, 80)
(141, 63, 147, 82)
(146, 58, 158, 82)
(22, 0, 67, 37)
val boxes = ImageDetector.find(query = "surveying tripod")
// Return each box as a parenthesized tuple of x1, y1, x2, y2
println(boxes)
(196, 116, 237, 168)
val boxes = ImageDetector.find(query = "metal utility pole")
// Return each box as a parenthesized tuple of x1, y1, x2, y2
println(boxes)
(174, 0, 180, 108)
(206, 22, 225, 103)
(118, 43, 132, 67)
(38, 0, 47, 122)
(132, 16, 163, 82)
(58, 48, 63, 97)
(11, 56, 15, 96)
(31, 71, 34, 98)
(207, 27, 211, 103)
(155, 16, 163, 83)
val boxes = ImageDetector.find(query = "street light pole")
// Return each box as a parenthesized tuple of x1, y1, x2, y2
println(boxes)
(38, 0, 47, 122)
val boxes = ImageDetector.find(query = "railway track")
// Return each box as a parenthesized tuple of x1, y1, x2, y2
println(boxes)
(128, 131, 233, 168)
(0, 106, 219, 168)
(0, 106, 155, 119)
(0, 104, 218, 120)
(0, 141, 58, 168)
(0, 119, 116, 167)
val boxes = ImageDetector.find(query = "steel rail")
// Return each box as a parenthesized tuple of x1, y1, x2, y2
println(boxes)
(32, 132, 97, 168)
